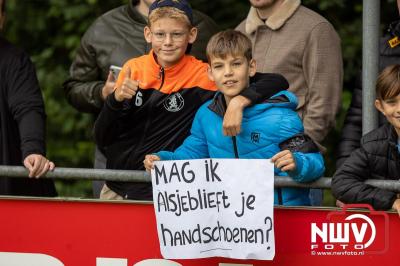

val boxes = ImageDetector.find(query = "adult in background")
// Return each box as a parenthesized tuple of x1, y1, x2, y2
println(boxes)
(0, 0, 57, 196)
(336, 0, 400, 168)
(237, 0, 343, 205)
(63, 0, 218, 198)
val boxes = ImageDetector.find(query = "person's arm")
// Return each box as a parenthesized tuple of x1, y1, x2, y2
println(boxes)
(332, 147, 397, 210)
(156, 106, 210, 160)
(144, 106, 210, 171)
(7, 51, 55, 177)
(144, 126, 209, 171)
(274, 134, 325, 183)
(273, 106, 325, 182)
(302, 22, 343, 144)
(93, 91, 124, 149)
(288, 152, 324, 182)
(241, 73, 289, 104)
(223, 73, 289, 136)
(63, 28, 108, 113)
(336, 81, 363, 168)
(94, 65, 139, 148)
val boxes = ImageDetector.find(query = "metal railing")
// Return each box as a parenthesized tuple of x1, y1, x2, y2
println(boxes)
(362, 0, 380, 135)
(1, 165, 400, 193)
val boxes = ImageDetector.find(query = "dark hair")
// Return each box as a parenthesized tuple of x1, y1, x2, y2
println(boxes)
(376, 64, 400, 100)
(131, 0, 139, 6)
(1, 0, 5, 14)
(206, 29, 252, 62)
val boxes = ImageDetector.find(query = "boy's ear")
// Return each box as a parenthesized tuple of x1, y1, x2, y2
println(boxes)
(207, 65, 215, 82)
(144, 26, 152, 43)
(375, 99, 385, 115)
(249, 59, 257, 77)
(188, 27, 198, 44)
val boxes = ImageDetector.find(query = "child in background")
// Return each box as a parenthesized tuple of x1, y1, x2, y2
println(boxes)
(332, 64, 400, 216)
(145, 30, 325, 206)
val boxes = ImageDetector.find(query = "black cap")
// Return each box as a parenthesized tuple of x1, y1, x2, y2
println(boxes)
(148, 0, 193, 25)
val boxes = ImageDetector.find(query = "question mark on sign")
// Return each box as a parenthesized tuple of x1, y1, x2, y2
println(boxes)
(264, 216, 273, 243)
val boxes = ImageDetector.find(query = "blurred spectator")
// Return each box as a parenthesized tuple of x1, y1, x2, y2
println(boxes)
(0, 0, 56, 196)
(237, 0, 343, 205)
(336, 0, 400, 168)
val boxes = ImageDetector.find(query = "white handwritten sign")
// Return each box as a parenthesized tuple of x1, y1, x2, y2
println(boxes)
(151, 159, 275, 260)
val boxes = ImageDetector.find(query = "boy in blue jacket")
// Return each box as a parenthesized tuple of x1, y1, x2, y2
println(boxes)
(144, 30, 325, 206)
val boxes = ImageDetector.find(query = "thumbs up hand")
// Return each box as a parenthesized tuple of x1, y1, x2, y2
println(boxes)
(114, 67, 140, 102)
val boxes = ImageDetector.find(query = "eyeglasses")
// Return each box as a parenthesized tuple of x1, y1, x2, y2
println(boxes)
(151, 31, 188, 42)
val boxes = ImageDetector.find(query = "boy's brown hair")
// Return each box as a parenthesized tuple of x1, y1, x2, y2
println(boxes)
(206, 30, 252, 63)
(376, 64, 400, 100)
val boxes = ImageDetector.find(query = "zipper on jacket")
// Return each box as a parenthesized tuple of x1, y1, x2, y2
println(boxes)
(158, 67, 165, 90)
(232, 136, 239, 158)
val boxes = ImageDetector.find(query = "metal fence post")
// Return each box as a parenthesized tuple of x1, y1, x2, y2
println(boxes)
(362, 0, 380, 134)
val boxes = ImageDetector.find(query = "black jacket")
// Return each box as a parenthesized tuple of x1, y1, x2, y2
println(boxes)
(0, 37, 56, 196)
(63, 0, 219, 114)
(336, 20, 400, 167)
(332, 123, 399, 210)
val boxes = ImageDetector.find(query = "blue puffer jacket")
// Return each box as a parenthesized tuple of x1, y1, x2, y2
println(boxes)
(157, 91, 325, 206)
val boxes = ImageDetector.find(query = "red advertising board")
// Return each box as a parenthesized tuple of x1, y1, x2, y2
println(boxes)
(0, 197, 399, 265)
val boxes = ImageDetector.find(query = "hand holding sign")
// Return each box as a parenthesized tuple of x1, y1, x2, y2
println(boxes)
(144, 154, 161, 172)
(271, 150, 297, 172)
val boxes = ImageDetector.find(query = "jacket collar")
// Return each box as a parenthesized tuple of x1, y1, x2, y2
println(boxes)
(384, 124, 400, 160)
(245, 0, 301, 34)
(387, 124, 399, 147)
(208, 93, 227, 117)
(148, 50, 190, 73)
